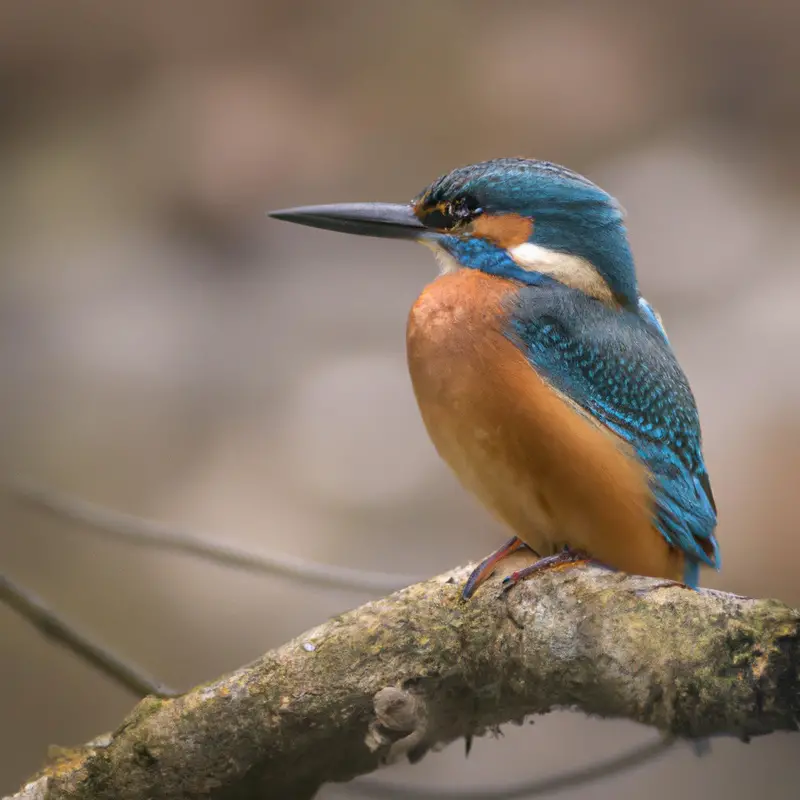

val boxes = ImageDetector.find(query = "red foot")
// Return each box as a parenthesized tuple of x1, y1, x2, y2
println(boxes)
(462, 536, 531, 600)
(500, 548, 594, 594)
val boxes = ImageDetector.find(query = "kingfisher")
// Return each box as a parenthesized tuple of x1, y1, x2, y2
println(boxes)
(269, 158, 720, 599)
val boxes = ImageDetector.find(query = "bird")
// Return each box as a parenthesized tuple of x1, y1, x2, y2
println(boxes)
(269, 157, 720, 601)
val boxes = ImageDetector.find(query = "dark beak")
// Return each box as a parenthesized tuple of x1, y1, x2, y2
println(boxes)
(268, 202, 428, 241)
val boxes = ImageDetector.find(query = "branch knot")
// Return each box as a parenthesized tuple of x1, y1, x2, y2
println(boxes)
(366, 686, 429, 764)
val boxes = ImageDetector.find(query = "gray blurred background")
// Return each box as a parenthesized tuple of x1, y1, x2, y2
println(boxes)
(1, 0, 799, 797)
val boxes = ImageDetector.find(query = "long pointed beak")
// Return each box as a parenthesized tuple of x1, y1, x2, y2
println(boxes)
(268, 202, 429, 241)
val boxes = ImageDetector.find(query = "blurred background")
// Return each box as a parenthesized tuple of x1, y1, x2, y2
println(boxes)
(1, 0, 799, 797)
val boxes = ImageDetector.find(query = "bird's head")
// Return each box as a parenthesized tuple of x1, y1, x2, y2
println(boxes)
(270, 158, 638, 308)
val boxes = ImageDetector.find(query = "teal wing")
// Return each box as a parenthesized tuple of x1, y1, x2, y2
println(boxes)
(507, 285, 719, 586)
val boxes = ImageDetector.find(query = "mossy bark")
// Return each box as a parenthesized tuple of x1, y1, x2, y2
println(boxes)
(9, 558, 800, 800)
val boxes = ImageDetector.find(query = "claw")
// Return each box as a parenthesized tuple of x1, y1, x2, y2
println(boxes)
(462, 536, 531, 600)
(500, 548, 593, 595)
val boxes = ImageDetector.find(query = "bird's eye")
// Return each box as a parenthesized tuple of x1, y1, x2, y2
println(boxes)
(422, 205, 453, 229)
(421, 195, 481, 230)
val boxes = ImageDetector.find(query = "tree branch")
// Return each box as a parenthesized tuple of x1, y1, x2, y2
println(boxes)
(8, 559, 800, 800)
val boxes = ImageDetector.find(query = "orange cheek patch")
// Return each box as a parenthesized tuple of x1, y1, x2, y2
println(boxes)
(470, 213, 533, 248)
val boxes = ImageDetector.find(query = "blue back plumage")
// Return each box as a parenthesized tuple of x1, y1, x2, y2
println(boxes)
(506, 284, 720, 584)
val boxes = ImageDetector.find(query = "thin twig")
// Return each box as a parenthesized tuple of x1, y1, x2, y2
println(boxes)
(349, 736, 674, 799)
(0, 572, 178, 698)
(8, 478, 421, 593)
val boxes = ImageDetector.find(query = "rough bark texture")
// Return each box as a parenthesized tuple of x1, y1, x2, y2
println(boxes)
(8, 558, 800, 800)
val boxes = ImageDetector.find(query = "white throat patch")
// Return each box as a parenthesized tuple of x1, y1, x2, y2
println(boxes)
(508, 242, 592, 272)
(508, 243, 614, 304)
(422, 241, 462, 275)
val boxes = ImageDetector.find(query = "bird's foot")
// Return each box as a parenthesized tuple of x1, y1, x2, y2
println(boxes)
(500, 547, 595, 595)
(462, 536, 531, 600)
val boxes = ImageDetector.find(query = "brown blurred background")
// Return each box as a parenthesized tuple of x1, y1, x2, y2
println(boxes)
(1, 0, 799, 797)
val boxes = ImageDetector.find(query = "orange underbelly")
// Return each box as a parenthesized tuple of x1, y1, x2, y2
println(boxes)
(405, 270, 684, 582)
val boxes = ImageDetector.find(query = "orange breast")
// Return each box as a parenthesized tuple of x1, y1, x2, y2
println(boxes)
(406, 269, 684, 582)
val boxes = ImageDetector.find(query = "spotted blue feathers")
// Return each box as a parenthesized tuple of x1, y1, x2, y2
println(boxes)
(507, 284, 720, 585)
